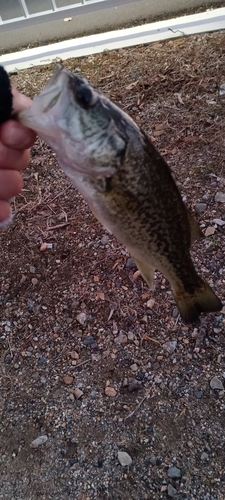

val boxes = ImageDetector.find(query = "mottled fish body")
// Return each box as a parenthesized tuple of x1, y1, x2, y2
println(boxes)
(19, 65, 222, 322)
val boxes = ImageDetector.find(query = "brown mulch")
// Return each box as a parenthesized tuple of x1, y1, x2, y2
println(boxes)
(0, 31, 225, 500)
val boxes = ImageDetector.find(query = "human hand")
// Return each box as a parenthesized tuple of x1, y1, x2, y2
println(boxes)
(0, 87, 36, 227)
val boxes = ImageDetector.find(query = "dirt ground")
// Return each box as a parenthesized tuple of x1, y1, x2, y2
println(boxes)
(0, 31, 225, 499)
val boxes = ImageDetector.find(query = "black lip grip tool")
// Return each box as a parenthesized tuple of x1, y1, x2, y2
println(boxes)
(0, 65, 13, 125)
(0, 65, 14, 228)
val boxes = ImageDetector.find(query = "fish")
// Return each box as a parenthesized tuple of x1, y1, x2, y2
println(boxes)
(19, 64, 222, 323)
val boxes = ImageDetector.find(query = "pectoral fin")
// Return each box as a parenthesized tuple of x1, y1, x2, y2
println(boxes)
(133, 257, 155, 289)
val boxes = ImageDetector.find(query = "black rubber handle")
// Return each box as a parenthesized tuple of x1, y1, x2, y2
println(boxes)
(0, 66, 13, 125)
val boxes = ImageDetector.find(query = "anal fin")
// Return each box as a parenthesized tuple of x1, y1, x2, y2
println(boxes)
(133, 257, 155, 289)
(187, 211, 204, 245)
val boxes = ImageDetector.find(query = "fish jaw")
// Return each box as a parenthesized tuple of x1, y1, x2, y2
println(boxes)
(19, 65, 126, 180)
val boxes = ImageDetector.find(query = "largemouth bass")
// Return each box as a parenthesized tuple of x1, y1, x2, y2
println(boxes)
(19, 65, 222, 323)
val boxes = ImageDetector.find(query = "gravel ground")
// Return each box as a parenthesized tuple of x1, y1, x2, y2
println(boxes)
(0, 31, 225, 499)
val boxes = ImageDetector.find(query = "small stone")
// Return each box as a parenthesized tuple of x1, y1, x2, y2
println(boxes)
(194, 389, 203, 399)
(205, 226, 215, 237)
(5, 354, 13, 363)
(40, 243, 47, 251)
(149, 455, 157, 466)
(76, 312, 87, 325)
(32, 278, 38, 286)
(31, 435, 48, 448)
(82, 336, 95, 346)
(167, 484, 178, 497)
(130, 363, 138, 372)
(146, 298, 155, 309)
(114, 333, 127, 345)
(73, 388, 84, 399)
(37, 356, 46, 366)
(195, 203, 207, 214)
(52, 388, 65, 399)
(163, 340, 177, 354)
(100, 235, 109, 245)
(210, 376, 224, 390)
(70, 351, 79, 360)
(168, 466, 181, 479)
(128, 378, 142, 392)
(117, 451, 132, 467)
(215, 192, 225, 203)
(105, 386, 117, 397)
(125, 258, 137, 269)
(69, 393, 75, 402)
(40, 377, 46, 384)
(63, 375, 73, 385)
(219, 83, 225, 96)
(127, 331, 134, 341)
(161, 485, 168, 493)
(212, 218, 225, 226)
(201, 452, 209, 461)
(29, 266, 36, 274)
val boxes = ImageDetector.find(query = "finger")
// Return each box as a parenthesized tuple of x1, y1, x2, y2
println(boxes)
(0, 200, 11, 224)
(0, 142, 31, 170)
(0, 119, 36, 149)
(0, 170, 23, 200)
(12, 87, 32, 113)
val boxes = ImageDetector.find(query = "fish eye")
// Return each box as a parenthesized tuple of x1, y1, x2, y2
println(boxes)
(76, 86, 94, 109)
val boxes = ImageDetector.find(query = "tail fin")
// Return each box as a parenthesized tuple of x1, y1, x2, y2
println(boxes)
(174, 281, 222, 323)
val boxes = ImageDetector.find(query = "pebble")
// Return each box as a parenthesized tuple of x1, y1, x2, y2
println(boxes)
(201, 452, 209, 461)
(167, 484, 178, 497)
(105, 387, 117, 397)
(146, 298, 155, 309)
(114, 333, 128, 345)
(76, 312, 87, 325)
(31, 435, 48, 448)
(125, 258, 137, 269)
(210, 376, 224, 390)
(163, 340, 177, 354)
(194, 389, 203, 399)
(215, 192, 225, 203)
(130, 363, 138, 372)
(70, 351, 79, 360)
(195, 202, 207, 214)
(37, 356, 46, 366)
(205, 226, 215, 236)
(213, 218, 225, 226)
(168, 466, 181, 479)
(82, 336, 96, 346)
(32, 278, 38, 286)
(127, 378, 142, 392)
(5, 354, 13, 363)
(100, 235, 109, 245)
(127, 331, 134, 341)
(29, 266, 36, 274)
(117, 451, 132, 467)
(63, 375, 73, 385)
(73, 388, 84, 399)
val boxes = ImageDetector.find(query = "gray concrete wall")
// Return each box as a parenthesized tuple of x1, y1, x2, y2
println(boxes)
(0, 0, 224, 53)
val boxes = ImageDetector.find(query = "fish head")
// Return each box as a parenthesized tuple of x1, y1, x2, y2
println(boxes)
(19, 64, 127, 179)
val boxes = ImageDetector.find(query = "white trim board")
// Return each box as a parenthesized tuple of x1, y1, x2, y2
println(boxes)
(1, 7, 225, 73)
